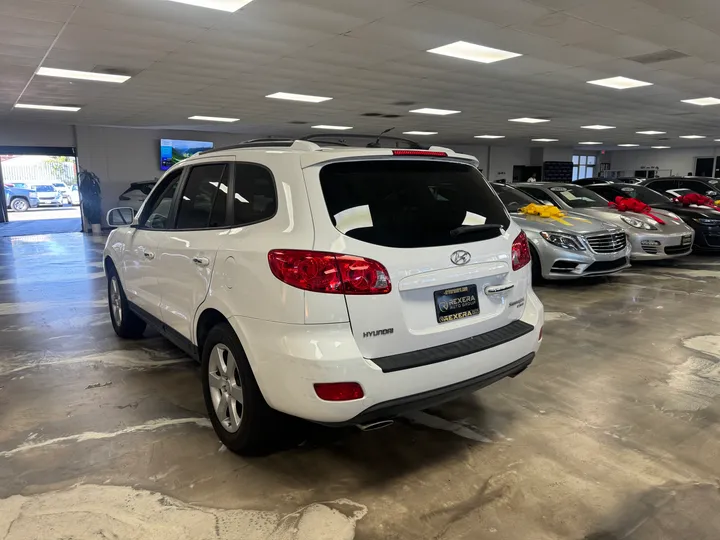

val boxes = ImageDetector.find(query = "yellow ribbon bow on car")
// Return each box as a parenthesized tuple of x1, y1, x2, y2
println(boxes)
(518, 203, 590, 227)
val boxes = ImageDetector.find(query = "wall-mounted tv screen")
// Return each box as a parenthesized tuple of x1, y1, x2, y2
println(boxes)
(160, 139, 214, 170)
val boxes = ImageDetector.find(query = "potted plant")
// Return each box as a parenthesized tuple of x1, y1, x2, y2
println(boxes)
(78, 169, 102, 235)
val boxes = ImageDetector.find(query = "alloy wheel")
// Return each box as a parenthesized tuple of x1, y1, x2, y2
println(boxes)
(110, 277, 123, 326)
(11, 199, 28, 212)
(208, 344, 243, 433)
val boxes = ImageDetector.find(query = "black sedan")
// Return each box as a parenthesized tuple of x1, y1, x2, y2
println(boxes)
(585, 182, 720, 252)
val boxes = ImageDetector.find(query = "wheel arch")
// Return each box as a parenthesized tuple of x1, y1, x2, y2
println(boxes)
(196, 308, 231, 357)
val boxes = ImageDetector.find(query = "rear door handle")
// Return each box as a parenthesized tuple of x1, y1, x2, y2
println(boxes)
(192, 256, 210, 267)
(143, 251, 155, 260)
(484, 283, 514, 295)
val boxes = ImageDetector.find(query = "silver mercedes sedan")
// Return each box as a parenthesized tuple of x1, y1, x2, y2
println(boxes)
(492, 184, 631, 280)
(513, 183, 695, 260)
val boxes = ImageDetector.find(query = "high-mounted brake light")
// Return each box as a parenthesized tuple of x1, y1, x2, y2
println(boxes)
(512, 231, 531, 271)
(268, 249, 392, 295)
(392, 150, 448, 157)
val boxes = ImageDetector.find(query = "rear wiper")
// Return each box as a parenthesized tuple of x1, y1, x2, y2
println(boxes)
(450, 224, 504, 238)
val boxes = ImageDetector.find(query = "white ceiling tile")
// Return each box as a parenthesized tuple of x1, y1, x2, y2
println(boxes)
(512, 12, 613, 45)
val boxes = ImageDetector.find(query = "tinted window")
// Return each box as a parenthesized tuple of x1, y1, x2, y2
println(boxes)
(679, 180, 718, 195)
(646, 180, 677, 193)
(140, 183, 155, 195)
(176, 164, 229, 229)
(142, 171, 182, 230)
(35, 185, 55, 192)
(596, 185, 670, 205)
(320, 161, 509, 248)
(492, 184, 539, 211)
(232, 164, 276, 226)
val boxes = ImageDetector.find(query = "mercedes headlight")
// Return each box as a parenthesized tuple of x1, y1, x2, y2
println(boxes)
(620, 215, 657, 230)
(695, 218, 720, 226)
(540, 231, 586, 251)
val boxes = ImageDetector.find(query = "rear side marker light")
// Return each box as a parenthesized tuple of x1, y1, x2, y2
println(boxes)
(314, 382, 364, 401)
(392, 150, 448, 157)
(268, 249, 391, 295)
(512, 231, 532, 271)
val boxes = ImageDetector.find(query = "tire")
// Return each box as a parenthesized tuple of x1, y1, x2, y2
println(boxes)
(107, 269, 146, 339)
(10, 198, 29, 212)
(201, 323, 281, 455)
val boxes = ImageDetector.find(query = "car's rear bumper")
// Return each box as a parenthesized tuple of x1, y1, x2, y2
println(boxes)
(230, 290, 543, 423)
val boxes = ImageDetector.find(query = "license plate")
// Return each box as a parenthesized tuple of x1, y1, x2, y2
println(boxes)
(682, 234, 692, 245)
(434, 284, 480, 324)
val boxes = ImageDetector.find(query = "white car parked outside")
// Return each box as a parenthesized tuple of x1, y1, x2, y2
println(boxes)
(103, 138, 544, 454)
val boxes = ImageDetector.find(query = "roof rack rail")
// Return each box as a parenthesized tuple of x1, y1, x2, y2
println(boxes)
(197, 138, 296, 154)
(300, 133, 427, 150)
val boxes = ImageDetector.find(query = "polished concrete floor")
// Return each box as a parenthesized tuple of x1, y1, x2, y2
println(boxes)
(1, 233, 720, 539)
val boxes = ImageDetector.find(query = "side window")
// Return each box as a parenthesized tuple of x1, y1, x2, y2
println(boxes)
(175, 164, 229, 229)
(141, 171, 183, 230)
(232, 164, 277, 226)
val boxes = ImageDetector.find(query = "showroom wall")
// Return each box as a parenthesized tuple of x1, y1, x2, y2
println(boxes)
(607, 147, 720, 177)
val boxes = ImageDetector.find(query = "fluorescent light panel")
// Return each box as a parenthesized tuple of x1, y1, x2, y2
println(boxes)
(636, 130, 666, 135)
(189, 115, 239, 122)
(532, 138, 558, 142)
(509, 117, 549, 124)
(266, 92, 332, 103)
(618, 144, 639, 147)
(37, 67, 130, 83)
(410, 108, 460, 115)
(582, 125, 615, 130)
(475, 135, 505, 139)
(587, 76, 653, 90)
(427, 40, 521, 64)
(403, 131, 438, 135)
(164, 0, 253, 12)
(14, 103, 80, 112)
(652, 146, 671, 149)
(681, 97, 720, 106)
(312, 125, 353, 130)
(680, 135, 706, 139)
(578, 141, 602, 145)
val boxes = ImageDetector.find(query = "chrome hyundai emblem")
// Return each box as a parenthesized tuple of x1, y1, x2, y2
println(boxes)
(450, 250, 471, 266)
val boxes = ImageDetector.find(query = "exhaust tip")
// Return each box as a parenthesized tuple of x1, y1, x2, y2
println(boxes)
(356, 419, 394, 432)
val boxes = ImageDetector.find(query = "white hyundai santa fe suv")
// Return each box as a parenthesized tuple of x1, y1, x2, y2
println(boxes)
(104, 137, 544, 455)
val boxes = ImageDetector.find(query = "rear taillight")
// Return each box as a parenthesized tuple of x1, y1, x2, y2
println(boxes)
(314, 382, 364, 401)
(392, 150, 447, 157)
(268, 250, 391, 295)
(512, 231, 531, 271)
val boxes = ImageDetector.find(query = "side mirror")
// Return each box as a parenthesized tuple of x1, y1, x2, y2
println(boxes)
(107, 207, 135, 227)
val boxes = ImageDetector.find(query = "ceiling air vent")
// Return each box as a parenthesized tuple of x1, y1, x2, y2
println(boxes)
(626, 49, 689, 64)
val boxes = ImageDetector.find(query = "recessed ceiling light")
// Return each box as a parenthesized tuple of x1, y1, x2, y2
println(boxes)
(636, 130, 666, 135)
(578, 141, 603, 145)
(532, 138, 558, 142)
(680, 135, 706, 139)
(311, 125, 353, 130)
(37, 67, 130, 83)
(582, 125, 616, 130)
(403, 131, 438, 135)
(681, 97, 720, 106)
(266, 92, 332, 103)
(652, 146, 671, 149)
(618, 144, 639, 147)
(509, 117, 549, 124)
(410, 108, 460, 115)
(587, 76, 653, 90)
(427, 41, 522, 64)
(189, 115, 239, 122)
(14, 103, 80, 112)
(164, 0, 254, 12)
(474, 135, 505, 139)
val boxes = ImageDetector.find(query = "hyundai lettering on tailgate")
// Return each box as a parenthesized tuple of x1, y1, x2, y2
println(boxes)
(434, 285, 480, 323)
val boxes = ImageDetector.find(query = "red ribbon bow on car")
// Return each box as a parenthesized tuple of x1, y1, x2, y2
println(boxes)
(673, 192, 720, 210)
(608, 196, 665, 225)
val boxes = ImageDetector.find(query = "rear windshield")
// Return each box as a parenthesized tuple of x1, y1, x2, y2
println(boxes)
(319, 160, 510, 248)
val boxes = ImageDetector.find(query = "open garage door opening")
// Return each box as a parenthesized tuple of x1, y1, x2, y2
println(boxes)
(1, 151, 81, 237)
